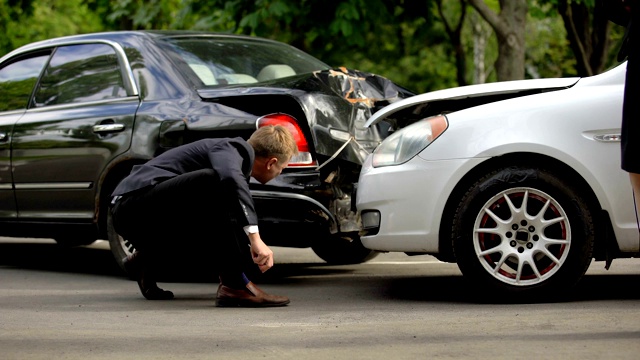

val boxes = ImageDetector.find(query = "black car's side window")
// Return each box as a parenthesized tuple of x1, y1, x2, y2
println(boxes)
(34, 44, 127, 107)
(0, 54, 49, 112)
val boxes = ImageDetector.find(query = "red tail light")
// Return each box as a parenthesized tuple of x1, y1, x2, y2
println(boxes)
(256, 113, 316, 167)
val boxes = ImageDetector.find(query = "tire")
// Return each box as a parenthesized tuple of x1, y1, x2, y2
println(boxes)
(311, 232, 379, 265)
(106, 208, 135, 275)
(451, 166, 594, 299)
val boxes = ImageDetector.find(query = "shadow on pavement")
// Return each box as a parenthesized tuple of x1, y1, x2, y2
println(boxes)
(0, 240, 355, 283)
(0, 240, 122, 277)
(2, 239, 638, 304)
(572, 274, 640, 300)
(381, 273, 640, 304)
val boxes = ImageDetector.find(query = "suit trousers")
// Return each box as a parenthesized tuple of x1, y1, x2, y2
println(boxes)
(622, 5, 640, 174)
(111, 168, 256, 278)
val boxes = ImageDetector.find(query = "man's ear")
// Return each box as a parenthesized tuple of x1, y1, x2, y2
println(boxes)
(266, 157, 279, 169)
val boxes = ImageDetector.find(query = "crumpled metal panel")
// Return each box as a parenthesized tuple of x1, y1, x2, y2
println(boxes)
(309, 67, 414, 165)
(313, 67, 413, 108)
(195, 67, 414, 166)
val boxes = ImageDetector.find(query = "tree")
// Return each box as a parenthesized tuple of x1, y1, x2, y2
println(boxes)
(525, 4, 576, 78)
(550, 0, 620, 76)
(193, 0, 459, 92)
(1, 0, 624, 93)
(468, 0, 529, 81)
(0, 0, 34, 56)
(0, 0, 103, 57)
(436, 0, 469, 86)
(469, 9, 494, 83)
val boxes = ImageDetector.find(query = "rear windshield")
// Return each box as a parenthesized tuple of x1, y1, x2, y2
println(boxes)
(161, 36, 331, 86)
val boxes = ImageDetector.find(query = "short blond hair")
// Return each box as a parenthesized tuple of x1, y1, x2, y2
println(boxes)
(248, 125, 299, 163)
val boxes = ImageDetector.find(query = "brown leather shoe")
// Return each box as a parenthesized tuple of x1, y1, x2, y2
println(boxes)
(215, 282, 290, 307)
(123, 252, 174, 301)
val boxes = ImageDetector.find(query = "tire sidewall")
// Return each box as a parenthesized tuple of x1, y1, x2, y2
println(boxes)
(107, 206, 134, 274)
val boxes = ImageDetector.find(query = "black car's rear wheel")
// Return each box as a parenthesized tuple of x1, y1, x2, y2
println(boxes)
(107, 209, 135, 275)
(451, 166, 594, 299)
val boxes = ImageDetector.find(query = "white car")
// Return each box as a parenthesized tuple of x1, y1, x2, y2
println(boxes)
(356, 61, 639, 298)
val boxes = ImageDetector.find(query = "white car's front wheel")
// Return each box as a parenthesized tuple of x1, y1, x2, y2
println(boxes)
(452, 166, 595, 299)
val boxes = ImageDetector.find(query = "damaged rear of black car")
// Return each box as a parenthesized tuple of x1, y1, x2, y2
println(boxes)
(0, 30, 413, 272)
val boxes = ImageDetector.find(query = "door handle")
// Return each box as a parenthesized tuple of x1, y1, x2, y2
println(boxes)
(93, 123, 125, 134)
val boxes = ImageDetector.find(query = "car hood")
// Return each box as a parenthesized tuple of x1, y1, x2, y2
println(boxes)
(196, 67, 415, 164)
(363, 76, 580, 127)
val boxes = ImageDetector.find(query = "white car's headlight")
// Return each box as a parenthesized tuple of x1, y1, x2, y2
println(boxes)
(372, 115, 448, 167)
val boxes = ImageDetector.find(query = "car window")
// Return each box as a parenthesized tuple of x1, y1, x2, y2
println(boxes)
(33, 43, 127, 107)
(162, 37, 331, 87)
(0, 54, 49, 112)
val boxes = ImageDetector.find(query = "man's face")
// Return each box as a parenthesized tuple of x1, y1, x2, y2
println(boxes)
(252, 157, 289, 184)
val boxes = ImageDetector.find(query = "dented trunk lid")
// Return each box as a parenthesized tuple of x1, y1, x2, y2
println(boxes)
(195, 68, 415, 165)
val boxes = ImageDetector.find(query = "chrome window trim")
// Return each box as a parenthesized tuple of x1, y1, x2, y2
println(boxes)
(1, 39, 139, 97)
(15, 182, 92, 190)
(24, 96, 139, 113)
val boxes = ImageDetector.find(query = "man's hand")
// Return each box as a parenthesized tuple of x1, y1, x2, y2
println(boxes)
(247, 232, 274, 273)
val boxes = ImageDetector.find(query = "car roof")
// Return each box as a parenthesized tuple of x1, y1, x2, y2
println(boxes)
(1, 30, 284, 62)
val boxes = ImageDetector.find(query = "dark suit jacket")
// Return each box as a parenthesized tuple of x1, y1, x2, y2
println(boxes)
(112, 137, 257, 227)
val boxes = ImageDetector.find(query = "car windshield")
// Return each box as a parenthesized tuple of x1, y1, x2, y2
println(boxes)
(161, 36, 331, 86)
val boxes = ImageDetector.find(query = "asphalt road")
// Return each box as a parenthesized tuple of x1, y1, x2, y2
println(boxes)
(1, 237, 639, 360)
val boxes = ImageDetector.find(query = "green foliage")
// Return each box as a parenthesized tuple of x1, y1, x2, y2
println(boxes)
(525, 9, 577, 77)
(105, 0, 185, 29)
(152, 0, 440, 92)
(538, 0, 596, 8)
(0, 0, 627, 94)
(1, 0, 103, 57)
(0, 79, 35, 111)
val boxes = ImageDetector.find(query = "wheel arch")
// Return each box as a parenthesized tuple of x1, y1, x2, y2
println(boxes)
(95, 158, 143, 239)
(438, 152, 616, 263)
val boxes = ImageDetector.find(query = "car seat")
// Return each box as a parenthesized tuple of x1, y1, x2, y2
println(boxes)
(256, 64, 296, 82)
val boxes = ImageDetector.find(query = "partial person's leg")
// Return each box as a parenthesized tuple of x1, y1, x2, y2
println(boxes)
(630, 173, 640, 231)
(144, 169, 253, 269)
(112, 197, 175, 300)
(213, 222, 254, 287)
(621, 6, 640, 234)
(135, 169, 257, 286)
(211, 210, 290, 307)
(150, 170, 289, 307)
(113, 169, 229, 299)
(117, 169, 288, 306)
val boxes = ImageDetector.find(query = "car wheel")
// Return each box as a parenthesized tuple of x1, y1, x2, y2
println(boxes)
(106, 208, 135, 275)
(451, 166, 594, 299)
(311, 232, 379, 265)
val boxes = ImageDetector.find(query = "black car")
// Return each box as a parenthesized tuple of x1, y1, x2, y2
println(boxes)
(0, 30, 414, 272)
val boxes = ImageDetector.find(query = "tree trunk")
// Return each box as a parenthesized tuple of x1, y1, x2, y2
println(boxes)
(558, 0, 612, 76)
(436, 0, 468, 86)
(468, 0, 528, 81)
(471, 11, 491, 83)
